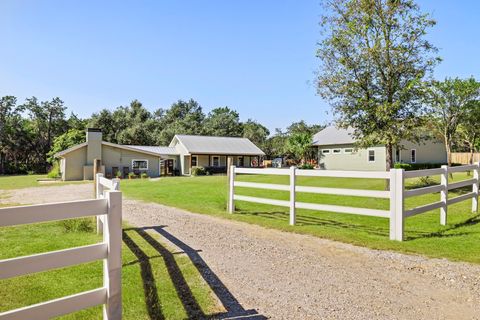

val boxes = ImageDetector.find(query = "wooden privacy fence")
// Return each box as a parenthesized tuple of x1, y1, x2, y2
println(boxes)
(451, 152, 480, 165)
(0, 179, 122, 320)
(228, 163, 480, 241)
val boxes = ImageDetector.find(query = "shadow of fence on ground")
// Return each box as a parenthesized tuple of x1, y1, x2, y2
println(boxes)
(123, 226, 266, 320)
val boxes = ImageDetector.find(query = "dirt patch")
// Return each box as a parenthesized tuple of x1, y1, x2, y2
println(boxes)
(2, 183, 480, 319)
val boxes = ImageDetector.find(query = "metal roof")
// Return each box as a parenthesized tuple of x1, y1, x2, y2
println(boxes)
(312, 126, 356, 146)
(126, 145, 179, 156)
(172, 135, 265, 155)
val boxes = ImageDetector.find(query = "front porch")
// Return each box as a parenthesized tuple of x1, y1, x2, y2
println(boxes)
(184, 154, 262, 175)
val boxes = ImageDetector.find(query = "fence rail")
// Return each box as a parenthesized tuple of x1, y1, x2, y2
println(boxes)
(228, 163, 480, 241)
(0, 177, 122, 320)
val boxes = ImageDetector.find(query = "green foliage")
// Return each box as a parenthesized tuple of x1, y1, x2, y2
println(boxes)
(47, 129, 85, 163)
(115, 170, 122, 178)
(286, 132, 313, 163)
(191, 166, 207, 176)
(128, 172, 136, 179)
(394, 163, 412, 170)
(426, 77, 480, 165)
(203, 107, 243, 137)
(47, 161, 61, 178)
(299, 163, 314, 169)
(242, 119, 270, 149)
(140, 172, 149, 179)
(60, 218, 94, 233)
(317, 0, 440, 169)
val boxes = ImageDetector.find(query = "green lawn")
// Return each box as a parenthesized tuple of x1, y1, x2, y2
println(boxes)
(121, 173, 480, 264)
(0, 219, 225, 319)
(0, 174, 87, 190)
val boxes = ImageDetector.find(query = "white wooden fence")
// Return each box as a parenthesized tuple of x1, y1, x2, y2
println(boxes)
(0, 178, 122, 320)
(228, 163, 480, 241)
(96, 173, 120, 234)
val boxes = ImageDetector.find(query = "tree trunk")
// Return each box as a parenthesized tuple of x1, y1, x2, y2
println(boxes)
(445, 141, 452, 167)
(385, 143, 393, 190)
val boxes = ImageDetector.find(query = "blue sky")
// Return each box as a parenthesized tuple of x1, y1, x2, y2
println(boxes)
(1, 1, 479, 132)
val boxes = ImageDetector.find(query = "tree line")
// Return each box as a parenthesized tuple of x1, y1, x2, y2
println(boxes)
(0, 96, 323, 174)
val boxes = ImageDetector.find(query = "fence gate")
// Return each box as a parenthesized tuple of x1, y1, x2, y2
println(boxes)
(0, 177, 122, 320)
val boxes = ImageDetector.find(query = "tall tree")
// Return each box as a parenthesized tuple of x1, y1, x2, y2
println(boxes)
(458, 100, 480, 164)
(316, 0, 439, 169)
(286, 121, 324, 136)
(203, 107, 243, 137)
(426, 77, 480, 166)
(242, 119, 270, 149)
(0, 96, 18, 174)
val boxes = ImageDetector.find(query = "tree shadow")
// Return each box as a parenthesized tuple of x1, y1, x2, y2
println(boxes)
(123, 227, 266, 319)
(406, 214, 480, 240)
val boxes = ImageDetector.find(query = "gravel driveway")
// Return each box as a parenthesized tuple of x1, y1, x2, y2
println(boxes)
(2, 183, 480, 319)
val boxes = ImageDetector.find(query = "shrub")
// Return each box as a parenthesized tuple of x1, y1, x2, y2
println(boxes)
(128, 172, 136, 179)
(394, 163, 412, 170)
(47, 161, 61, 178)
(394, 163, 448, 171)
(299, 163, 314, 170)
(418, 175, 435, 187)
(191, 166, 206, 176)
(115, 170, 122, 178)
(141, 172, 149, 179)
(61, 218, 94, 233)
(204, 166, 227, 175)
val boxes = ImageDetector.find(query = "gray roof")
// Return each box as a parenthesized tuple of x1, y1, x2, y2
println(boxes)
(312, 126, 356, 146)
(172, 135, 265, 155)
(126, 145, 179, 156)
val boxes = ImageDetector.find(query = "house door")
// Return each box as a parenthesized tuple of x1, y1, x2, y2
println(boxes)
(163, 159, 174, 176)
(122, 167, 129, 178)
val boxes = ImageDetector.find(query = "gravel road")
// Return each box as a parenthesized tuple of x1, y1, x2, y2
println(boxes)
(2, 183, 480, 319)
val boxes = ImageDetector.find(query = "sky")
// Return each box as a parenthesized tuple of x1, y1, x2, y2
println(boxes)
(1, 1, 479, 132)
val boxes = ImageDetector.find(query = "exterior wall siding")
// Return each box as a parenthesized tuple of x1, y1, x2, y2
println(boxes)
(63, 146, 87, 180)
(318, 144, 387, 171)
(102, 145, 160, 177)
(396, 140, 447, 164)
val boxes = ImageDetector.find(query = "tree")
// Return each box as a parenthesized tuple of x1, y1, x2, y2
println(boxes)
(154, 99, 205, 145)
(316, 0, 439, 170)
(286, 132, 313, 164)
(286, 121, 323, 136)
(203, 107, 243, 137)
(0, 96, 19, 174)
(264, 129, 288, 159)
(456, 99, 480, 164)
(47, 129, 85, 163)
(242, 119, 270, 149)
(426, 77, 480, 166)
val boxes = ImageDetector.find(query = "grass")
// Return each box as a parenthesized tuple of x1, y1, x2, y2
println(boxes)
(0, 219, 226, 319)
(0, 174, 87, 190)
(121, 172, 480, 264)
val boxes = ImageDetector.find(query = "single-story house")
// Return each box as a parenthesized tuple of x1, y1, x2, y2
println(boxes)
(55, 128, 265, 180)
(312, 126, 447, 171)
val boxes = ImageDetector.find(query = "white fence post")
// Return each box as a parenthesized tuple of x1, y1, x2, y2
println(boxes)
(440, 165, 448, 225)
(96, 173, 104, 235)
(228, 165, 236, 213)
(473, 162, 479, 213)
(389, 169, 396, 240)
(103, 190, 122, 320)
(289, 166, 296, 225)
(391, 169, 404, 241)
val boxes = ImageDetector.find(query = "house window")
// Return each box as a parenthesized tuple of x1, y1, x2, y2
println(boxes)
(191, 156, 198, 167)
(411, 149, 416, 163)
(322, 149, 330, 154)
(344, 148, 353, 154)
(212, 156, 220, 167)
(395, 148, 401, 162)
(333, 149, 341, 154)
(238, 157, 244, 167)
(368, 150, 375, 162)
(132, 159, 148, 170)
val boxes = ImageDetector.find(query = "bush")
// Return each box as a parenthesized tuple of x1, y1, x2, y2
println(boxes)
(204, 166, 227, 175)
(191, 166, 206, 176)
(128, 172, 136, 179)
(299, 163, 314, 170)
(141, 172, 149, 179)
(394, 163, 447, 171)
(61, 218, 94, 233)
(47, 161, 61, 179)
(115, 170, 122, 178)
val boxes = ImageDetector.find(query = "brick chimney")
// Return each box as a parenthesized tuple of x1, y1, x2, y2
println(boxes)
(86, 128, 102, 165)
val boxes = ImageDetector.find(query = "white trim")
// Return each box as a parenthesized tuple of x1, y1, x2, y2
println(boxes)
(332, 148, 341, 154)
(131, 159, 149, 171)
(368, 149, 375, 162)
(343, 148, 353, 154)
(395, 148, 401, 162)
(410, 149, 417, 163)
